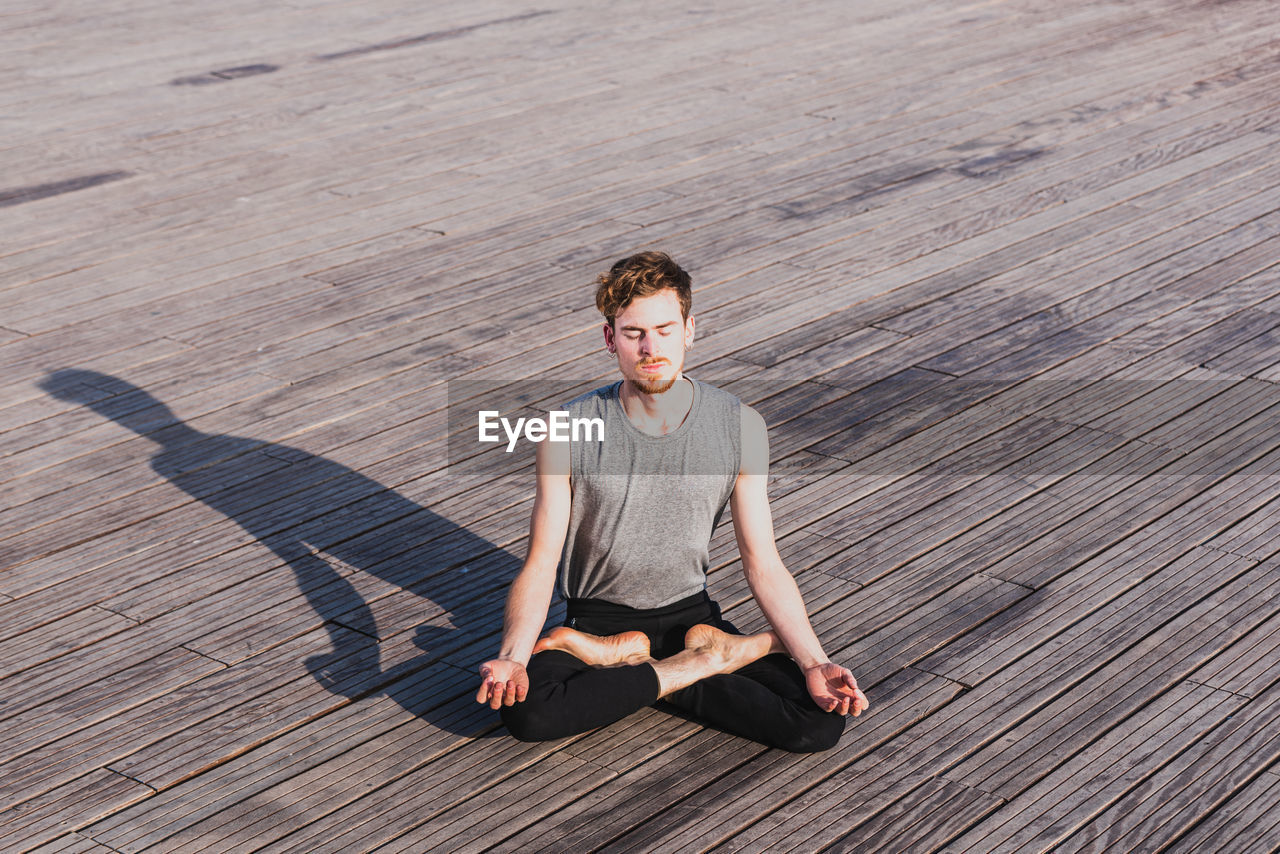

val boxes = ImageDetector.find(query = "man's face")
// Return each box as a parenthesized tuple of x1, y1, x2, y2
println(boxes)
(604, 289, 695, 395)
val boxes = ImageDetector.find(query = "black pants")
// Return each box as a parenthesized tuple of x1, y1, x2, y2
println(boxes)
(500, 591, 845, 753)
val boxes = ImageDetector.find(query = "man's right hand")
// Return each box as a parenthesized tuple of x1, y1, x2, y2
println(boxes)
(476, 658, 529, 709)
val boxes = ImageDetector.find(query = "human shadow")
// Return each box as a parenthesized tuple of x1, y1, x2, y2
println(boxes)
(41, 369, 528, 735)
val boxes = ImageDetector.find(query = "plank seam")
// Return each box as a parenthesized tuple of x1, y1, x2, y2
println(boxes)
(1182, 678, 1258, 701)
(975, 571, 1036, 593)
(96, 604, 144, 626)
(105, 767, 159, 796)
(178, 643, 235, 666)
(328, 616, 382, 641)
(1200, 542, 1267, 561)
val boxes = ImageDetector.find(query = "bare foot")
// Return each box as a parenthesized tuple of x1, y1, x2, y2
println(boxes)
(533, 626, 651, 667)
(684, 624, 785, 674)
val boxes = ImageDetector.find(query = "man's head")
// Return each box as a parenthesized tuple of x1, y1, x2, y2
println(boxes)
(596, 251, 695, 395)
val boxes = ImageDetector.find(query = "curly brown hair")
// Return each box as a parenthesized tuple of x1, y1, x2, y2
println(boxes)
(594, 250, 692, 326)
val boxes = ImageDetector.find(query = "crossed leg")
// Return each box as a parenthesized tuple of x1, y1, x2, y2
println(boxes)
(504, 623, 842, 752)
(534, 624, 784, 696)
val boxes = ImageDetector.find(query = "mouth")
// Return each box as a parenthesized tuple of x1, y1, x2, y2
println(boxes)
(638, 363, 667, 373)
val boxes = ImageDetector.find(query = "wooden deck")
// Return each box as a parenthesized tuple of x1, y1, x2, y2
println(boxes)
(3, 0, 1280, 850)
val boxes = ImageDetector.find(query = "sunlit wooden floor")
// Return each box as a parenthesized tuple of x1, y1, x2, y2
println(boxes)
(3, 0, 1280, 850)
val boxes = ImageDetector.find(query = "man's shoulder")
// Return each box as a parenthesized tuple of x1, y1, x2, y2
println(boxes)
(690, 377, 747, 427)
(691, 377, 742, 407)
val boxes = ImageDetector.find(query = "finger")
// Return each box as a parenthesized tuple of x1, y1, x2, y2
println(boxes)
(842, 670, 859, 691)
(856, 688, 870, 712)
(502, 679, 518, 706)
(516, 680, 529, 702)
(475, 665, 493, 703)
(489, 681, 506, 710)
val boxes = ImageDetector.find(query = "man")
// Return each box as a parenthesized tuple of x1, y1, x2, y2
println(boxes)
(475, 250, 868, 752)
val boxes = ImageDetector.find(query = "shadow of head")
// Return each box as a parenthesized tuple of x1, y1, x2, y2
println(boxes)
(40, 368, 185, 438)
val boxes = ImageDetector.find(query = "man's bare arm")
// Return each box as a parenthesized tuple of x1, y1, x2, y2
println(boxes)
(730, 405, 869, 716)
(476, 435, 571, 709)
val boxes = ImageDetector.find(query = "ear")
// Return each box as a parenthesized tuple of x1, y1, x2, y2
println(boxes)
(685, 314, 696, 347)
(602, 322, 616, 354)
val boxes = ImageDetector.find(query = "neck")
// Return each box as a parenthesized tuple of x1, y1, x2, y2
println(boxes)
(619, 375, 694, 436)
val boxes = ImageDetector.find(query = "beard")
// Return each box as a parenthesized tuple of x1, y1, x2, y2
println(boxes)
(632, 358, 679, 394)
(633, 374, 678, 395)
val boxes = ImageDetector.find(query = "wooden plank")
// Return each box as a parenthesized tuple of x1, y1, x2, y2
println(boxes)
(717, 557, 1276, 852)
(335, 6, 1167, 243)
(649, 21, 1280, 248)
(1139, 376, 1280, 452)
(84, 667, 486, 851)
(1205, 320, 1280, 377)
(1189, 591, 1280, 696)
(558, 705, 707, 774)
(26, 833, 116, 854)
(706, 531, 863, 619)
(985, 463, 1280, 592)
(0, 629, 423, 818)
(0, 414, 480, 612)
(965, 233, 1280, 382)
(7, 2, 1280, 852)
(1163, 306, 1280, 368)
(0, 606, 136, 675)
(0, 644, 222, 764)
(821, 252, 1234, 396)
(812, 573, 1032, 687)
(1052, 678, 1280, 853)
(244, 733, 678, 854)
(1201, 489, 1280, 562)
(87, 70, 1249, 435)
(709, 761, 944, 854)
(104, 629, 465, 792)
(779, 110, 1280, 275)
(1113, 268, 1280, 356)
(877, 165, 1280, 341)
(818, 777, 1004, 854)
(0, 769, 151, 853)
(503, 668, 963, 853)
(921, 536, 1257, 688)
(369, 753, 616, 854)
(0, 230, 442, 408)
(839, 151, 1280, 376)
(123, 713, 556, 854)
(1161, 770, 1280, 854)
(941, 682, 1243, 854)
(941, 560, 1280, 799)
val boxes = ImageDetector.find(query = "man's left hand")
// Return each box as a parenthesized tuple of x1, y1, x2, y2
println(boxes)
(804, 662, 869, 716)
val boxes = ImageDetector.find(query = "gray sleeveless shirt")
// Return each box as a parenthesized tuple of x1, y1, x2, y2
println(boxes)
(559, 377, 742, 609)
